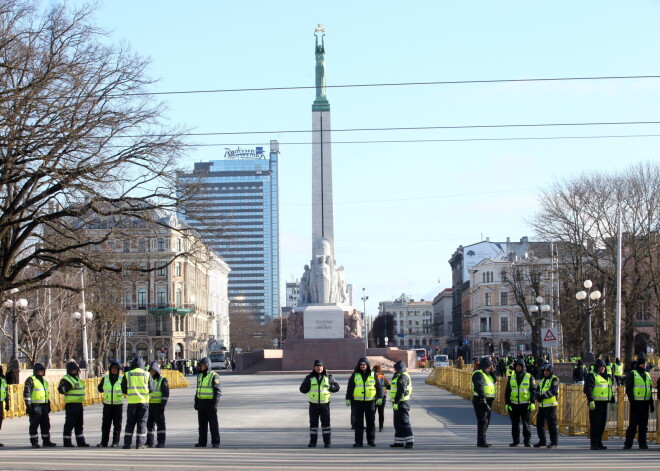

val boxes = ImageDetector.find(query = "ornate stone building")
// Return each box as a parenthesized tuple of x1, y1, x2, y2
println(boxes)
(82, 210, 230, 363)
(380, 294, 434, 349)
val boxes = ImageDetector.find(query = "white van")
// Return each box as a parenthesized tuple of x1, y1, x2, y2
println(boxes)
(434, 354, 449, 367)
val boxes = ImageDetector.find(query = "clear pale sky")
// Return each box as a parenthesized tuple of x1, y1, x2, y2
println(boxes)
(74, 1, 659, 317)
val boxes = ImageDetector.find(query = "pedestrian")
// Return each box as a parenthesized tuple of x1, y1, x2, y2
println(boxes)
(472, 356, 496, 447)
(373, 364, 390, 432)
(185, 359, 192, 375)
(57, 361, 90, 447)
(534, 363, 559, 449)
(573, 360, 588, 385)
(612, 358, 624, 386)
(584, 359, 614, 450)
(97, 361, 123, 447)
(0, 366, 10, 447)
(23, 363, 57, 448)
(122, 357, 155, 449)
(346, 357, 383, 447)
(299, 359, 340, 448)
(146, 362, 169, 448)
(194, 357, 222, 448)
(388, 361, 414, 448)
(230, 357, 236, 372)
(505, 358, 537, 447)
(623, 355, 653, 450)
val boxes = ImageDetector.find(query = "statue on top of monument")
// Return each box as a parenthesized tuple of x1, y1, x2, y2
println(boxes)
(314, 25, 326, 100)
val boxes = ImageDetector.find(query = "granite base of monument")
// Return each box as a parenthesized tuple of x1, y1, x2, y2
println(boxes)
(282, 338, 366, 371)
(282, 304, 366, 371)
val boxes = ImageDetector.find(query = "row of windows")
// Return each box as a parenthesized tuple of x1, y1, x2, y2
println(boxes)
(483, 292, 509, 306)
(479, 316, 527, 332)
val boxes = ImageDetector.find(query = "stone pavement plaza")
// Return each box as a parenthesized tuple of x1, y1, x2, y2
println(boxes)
(0, 373, 657, 470)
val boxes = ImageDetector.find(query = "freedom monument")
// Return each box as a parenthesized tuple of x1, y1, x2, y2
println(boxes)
(283, 27, 366, 370)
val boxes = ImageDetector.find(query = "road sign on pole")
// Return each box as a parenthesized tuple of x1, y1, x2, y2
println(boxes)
(542, 327, 559, 347)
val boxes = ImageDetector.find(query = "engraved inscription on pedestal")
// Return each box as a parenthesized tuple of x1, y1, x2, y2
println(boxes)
(303, 307, 344, 339)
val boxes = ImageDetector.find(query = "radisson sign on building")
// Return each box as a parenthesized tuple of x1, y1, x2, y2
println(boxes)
(224, 146, 266, 160)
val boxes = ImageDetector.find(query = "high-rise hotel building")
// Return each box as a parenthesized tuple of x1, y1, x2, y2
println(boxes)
(178, 141, 280, 323)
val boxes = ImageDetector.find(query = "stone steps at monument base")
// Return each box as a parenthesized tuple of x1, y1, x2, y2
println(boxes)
(241, 358, 283, 373)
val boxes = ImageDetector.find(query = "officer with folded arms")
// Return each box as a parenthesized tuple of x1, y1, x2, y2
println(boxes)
(505, 358, 537, 447)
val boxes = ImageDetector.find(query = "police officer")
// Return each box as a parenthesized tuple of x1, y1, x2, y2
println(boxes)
(346, 357, 383, 447)
(122, 357, 155, 449)
(185, 359, 192, 375)
(0, 366, 10, 446)
(146, 362, 169, 448)
(505, 358, 537, 447)
(388, 360, 414, 449)
(57, 361, 90, 447)
(535, 363, 559, 449)
(299, 359, 340, 448)
(623, 355, 653, 449)
(472, 356, 496, 448)
(23, 363, 56, 448)
(194, 357, 221, 448)
(613, 358, 624, 386)
(584, 359, 614, 450)
(97, 361, 123, 447)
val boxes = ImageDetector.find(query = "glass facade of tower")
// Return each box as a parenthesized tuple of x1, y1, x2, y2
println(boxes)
(178, 142, 280, 324)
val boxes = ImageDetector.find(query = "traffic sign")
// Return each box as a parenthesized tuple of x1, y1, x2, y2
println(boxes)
(541, 327, 559, 347)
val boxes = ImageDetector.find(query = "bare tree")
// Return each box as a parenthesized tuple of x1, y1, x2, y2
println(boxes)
(531, 162, 659, 364)
(0, 1, 203, 298)
(504, 260, 552, 358)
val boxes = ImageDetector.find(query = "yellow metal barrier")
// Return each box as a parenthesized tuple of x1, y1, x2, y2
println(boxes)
(426, 367, 659, 442)
(3, 371, 188, 419)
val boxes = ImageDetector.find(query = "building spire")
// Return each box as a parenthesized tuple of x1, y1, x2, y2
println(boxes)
(313, 24, 330, 112)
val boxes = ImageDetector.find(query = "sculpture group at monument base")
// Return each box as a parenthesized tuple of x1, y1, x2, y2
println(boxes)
(282, 338, 366, 371)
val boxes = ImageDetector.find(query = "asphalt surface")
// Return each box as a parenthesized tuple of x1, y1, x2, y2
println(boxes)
(0, 372, 656, 470)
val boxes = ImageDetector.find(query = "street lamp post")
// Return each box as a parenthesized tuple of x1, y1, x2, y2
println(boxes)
(575, 279, 602, 364)
(3, 288, 28, 384)
(528, 296, 551, 359)
(361, 288, 369, 348)
(72, 308, 93, 373)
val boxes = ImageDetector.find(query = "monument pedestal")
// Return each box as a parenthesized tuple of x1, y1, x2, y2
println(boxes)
(283, 304, 365, 371)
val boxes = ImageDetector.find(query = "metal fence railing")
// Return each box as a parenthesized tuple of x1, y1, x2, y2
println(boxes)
(426, 367, 658, 442)
(3, 370, 188, 419)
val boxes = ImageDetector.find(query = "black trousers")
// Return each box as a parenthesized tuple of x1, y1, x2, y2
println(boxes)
(376, 399, 385, 430)
(589, 401, 608, 448)
(308, 403, 331, 445)
(124, 403, 148, 447)
(393, 401, 413, 445)
(63, 403, 86, 445)
(0, 402, 4, 431)
(100, 404, 122, 446)
(28, 404, 51, 445)
(625, 401, 650, 447)
(146, 403, 166, 446)
(614, 376, 623, 386)
(472, 398, 493, 446)
(536, 406, 558, 445)
(197, 401, 220, 446)
(509, 403, 532, 444)
(351, 401, 376, 445)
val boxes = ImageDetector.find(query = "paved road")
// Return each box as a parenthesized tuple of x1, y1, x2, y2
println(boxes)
(0, 372, 655, 470)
